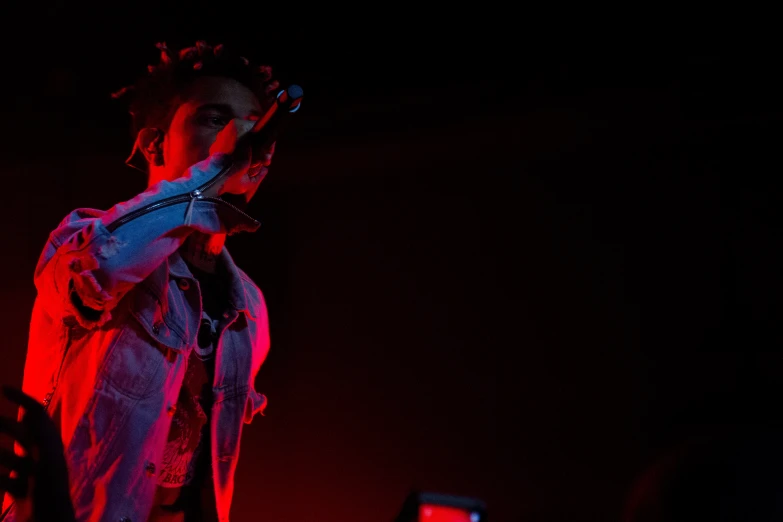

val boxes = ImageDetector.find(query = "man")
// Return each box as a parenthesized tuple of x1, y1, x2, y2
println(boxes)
(3, 41, 279, 521)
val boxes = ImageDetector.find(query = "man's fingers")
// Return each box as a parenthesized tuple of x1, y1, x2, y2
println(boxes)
(0, 474, 28, 499)
(2, 387, 44, 416)
(0, 417, 26, 445)
(0, 417, 33, 457)
(0, 448, 32, 475)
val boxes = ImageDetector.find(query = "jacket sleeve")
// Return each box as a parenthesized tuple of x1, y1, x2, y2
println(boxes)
(34, 154, 259, 329)
(243, 278, 271, 424)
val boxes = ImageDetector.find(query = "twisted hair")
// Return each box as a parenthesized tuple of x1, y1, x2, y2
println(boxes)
(112, 41, 279, 136)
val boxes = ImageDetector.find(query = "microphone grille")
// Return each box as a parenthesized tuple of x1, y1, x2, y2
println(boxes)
(287, 84, 303, 100)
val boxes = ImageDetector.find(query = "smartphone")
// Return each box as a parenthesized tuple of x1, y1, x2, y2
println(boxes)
(419, 503, 482, 522)
(395, 491, 487, 522)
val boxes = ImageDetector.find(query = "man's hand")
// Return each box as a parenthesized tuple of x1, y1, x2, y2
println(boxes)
(205, 119, 274, 203)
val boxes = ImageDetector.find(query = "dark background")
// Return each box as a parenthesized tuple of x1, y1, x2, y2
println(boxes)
(1, 9, 782, 522)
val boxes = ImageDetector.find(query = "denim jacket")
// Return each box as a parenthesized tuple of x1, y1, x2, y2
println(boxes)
(4, 154, 270, 522)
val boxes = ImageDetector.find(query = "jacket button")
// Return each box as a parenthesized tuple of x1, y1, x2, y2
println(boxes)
(152, 323, 160, 335)
(145, 462, 156, 477)
(167, 405, 177, 416)
(177, 278, 190, 291)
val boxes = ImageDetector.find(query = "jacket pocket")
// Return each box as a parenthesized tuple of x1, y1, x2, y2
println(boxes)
(100, 319, 169, 400)
(129, 282, 191, 352)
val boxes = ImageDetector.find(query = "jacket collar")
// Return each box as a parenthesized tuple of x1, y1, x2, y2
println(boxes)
(168, 248, 256, 319)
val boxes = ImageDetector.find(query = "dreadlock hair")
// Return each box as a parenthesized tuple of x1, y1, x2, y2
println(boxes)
(112, 41, 279, 138)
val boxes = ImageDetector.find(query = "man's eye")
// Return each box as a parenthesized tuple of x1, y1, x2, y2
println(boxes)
(200, 115, 229, 128)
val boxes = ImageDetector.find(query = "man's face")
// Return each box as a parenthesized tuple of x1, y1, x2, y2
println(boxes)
(161, 76, 273, 188)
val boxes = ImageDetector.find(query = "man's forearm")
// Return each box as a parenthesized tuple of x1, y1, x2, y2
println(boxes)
(34, 153, 259, 327)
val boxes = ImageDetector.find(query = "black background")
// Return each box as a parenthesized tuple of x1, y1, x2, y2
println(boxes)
(1, 10, 782, 522)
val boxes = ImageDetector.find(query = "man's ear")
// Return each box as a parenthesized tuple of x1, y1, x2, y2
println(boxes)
(125, 128, 165, 172)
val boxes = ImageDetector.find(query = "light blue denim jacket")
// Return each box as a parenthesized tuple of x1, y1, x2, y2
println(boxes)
(5, 153, 270, 522)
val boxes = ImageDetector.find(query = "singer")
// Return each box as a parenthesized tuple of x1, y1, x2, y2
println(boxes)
(3, 41, 286, 522)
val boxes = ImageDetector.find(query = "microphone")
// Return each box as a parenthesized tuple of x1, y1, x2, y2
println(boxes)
(246, 84, 303, 167)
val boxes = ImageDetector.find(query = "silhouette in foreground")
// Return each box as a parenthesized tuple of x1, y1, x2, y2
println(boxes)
(0, 386, 75, 522)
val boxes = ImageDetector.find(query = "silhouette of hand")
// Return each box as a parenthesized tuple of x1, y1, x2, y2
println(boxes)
(0, 386, 75, 522)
